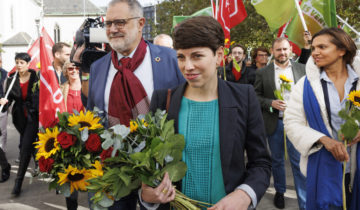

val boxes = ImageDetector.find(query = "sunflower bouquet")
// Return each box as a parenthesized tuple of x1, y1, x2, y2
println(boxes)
(338, 90, 360, 210)
(87, 109, 207, 210)
(274, 74, 293, 100)
(34, 109, 105, 196)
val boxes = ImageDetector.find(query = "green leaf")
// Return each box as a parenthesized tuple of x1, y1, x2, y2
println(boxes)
(161, 161, 187, 182)
(273, 90, 283, 100)
(338, 109, 351, 120)
(97, 194, 114, 208)
(161, 120, 175, 139)
(232, 58, 241, 72)
(224, 48, 229, 56)
(340, 119, 359, 142)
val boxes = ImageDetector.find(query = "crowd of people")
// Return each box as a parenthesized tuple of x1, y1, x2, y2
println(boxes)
(0, 0, 359, 210)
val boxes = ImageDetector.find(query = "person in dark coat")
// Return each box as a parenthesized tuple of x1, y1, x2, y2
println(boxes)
(219, 44, 256, 85)
(140, 16, 271, 210)
(0, 52, 39, 197)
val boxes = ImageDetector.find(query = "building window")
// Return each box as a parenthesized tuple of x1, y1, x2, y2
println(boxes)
(54, 23, 60, 43)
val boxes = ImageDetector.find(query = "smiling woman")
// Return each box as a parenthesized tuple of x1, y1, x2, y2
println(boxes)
(140, 16, 271, 210)
(284, 27, 360, 210)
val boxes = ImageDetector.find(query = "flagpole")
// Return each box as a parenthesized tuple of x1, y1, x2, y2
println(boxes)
(215, 0, 219, 20)
(336, 15, 360, 37)
(211, 0, 215, 17)
(293, 0, 308, 32)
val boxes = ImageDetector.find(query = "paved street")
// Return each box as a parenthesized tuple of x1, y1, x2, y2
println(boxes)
(0, 116, 300, 210)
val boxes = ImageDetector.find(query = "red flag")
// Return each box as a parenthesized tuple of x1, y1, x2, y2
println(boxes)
(216, 0, 247, 40)
(277, 21, 301, 56)
(39, 35, 65, 128)
(8, 27, 54, 75)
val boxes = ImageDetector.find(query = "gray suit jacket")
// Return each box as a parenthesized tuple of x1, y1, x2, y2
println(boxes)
(254, 61, 305, 135)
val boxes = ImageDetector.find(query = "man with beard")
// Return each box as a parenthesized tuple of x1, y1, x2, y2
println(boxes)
(220, 44, 256, 85)
(87, 0, 184, 209)
(254, 37, 306, 210)
(52, 42, 71, 84)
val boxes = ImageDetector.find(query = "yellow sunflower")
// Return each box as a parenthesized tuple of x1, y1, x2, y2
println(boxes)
(68, 111, 103, 131)
(130, 121, 138, 132)
(141, 119, 149, 127)
(58, 165, 93, 193)
(89, 160, 103, 177)
(35, 127, 60, 160)
(348, 90, 360, 107)
(279, 74, 293, 83)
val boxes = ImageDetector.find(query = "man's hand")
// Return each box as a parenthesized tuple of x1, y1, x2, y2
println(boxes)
(207, 189, 251, 210)
(141, 172, 175, 204)
(319, 136, 349, 162)
(271, 100, 286, 111)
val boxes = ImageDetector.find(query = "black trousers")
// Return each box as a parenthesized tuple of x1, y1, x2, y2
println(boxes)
(15, 121, 38, 184)
(0, 147, 8, 169)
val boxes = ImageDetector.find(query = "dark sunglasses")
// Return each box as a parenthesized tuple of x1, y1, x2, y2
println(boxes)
(67, 67, 79, 71)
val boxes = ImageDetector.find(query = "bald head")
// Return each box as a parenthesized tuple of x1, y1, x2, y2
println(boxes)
(153, 34, 173, 48)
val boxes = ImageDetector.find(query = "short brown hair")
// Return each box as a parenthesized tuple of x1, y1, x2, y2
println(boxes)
(173, 16, 224, 54)
(312, 27, 357, 65)
(272, 37, 290, 48)
(230, 44, 245, 54)
(252, 47, 270, 64)
(52, 42, 71, 56)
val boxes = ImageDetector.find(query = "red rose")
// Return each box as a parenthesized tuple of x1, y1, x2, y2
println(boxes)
(100, 147, 113, 161)
(85, 133, 102, 152)
(38, 156, 55, 172)
(57, 132, 77, 149)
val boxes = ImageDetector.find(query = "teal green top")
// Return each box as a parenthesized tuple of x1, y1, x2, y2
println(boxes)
(179, 97, 226, 206)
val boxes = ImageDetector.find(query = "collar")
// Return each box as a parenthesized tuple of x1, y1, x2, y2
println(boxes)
(116, 44, 139, 59)
(320, 64, 359, 83)
(274, 60, 292, 70)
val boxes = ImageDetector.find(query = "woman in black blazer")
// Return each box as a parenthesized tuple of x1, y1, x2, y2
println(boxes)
(0, 53, 39, 197)
(140, 17, 271, 210)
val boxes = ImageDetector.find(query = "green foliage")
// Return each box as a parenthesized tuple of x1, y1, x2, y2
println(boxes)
(338, 99, 360, 143)
(88, 110, 188, 208)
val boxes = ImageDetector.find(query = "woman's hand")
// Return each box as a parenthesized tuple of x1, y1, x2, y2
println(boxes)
(0, 98, 8, 106)
(141, 172, 175, 204)
(319, 136, 349, 162)
(207, 189, 251, 210)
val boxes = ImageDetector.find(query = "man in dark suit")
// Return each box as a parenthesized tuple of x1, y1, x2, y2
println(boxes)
(52, 42, 70, 85)
(254, 37, 306, 210)
(87, 0, 184, 209)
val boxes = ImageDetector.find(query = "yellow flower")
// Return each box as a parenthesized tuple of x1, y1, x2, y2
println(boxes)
(225, 38, 229, 44)
(58, 165, 93, 193)
(89, 160, 103, 177)
(130, 121, 138, 133)
(141, 119, 149, 127)
(230, 41, 235, 45)
(68, 111, 103, 131)
(35, 127, 60, 160)
(279, 74, 293, 83)
(348, 90, 360, 107)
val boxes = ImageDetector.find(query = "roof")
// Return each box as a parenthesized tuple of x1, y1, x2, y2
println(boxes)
(43, 0, 104, 16)
(2, 32, 33, 47)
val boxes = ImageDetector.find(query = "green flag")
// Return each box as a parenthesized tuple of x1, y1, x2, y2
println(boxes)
(251, 0, 297, 32)
(172, 7, 213, 28)
(286, 0, 337, 48)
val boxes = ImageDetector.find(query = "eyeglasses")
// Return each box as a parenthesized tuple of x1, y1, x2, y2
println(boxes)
(67, 67, 79, 72)
(257, 54, 269, 57)
(105, 17, 140, 28)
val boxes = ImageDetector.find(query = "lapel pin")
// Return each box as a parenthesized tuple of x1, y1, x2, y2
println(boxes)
(155, 57, 161, 62)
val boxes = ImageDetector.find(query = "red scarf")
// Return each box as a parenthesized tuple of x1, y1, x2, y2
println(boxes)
(108, 38, 150, 127)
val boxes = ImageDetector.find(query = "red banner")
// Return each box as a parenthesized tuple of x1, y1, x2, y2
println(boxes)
(39, 36, 65, 128)
(216, 0, 247, 40)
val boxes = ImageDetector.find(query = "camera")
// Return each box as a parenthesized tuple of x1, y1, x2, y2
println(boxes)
(70, 17, 108, 73)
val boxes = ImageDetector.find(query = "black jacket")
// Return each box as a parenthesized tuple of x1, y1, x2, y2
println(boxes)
(3, 70, 39, 134)
(149, 79, 271, 208)
(219, 61, 256, 85)
(0, 68, 7, 97)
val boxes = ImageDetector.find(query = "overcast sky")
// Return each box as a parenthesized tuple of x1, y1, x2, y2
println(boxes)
(90, 0, 162, 7)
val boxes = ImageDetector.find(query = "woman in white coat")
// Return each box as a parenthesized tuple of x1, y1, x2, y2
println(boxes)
(284, 28, 360, 210)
